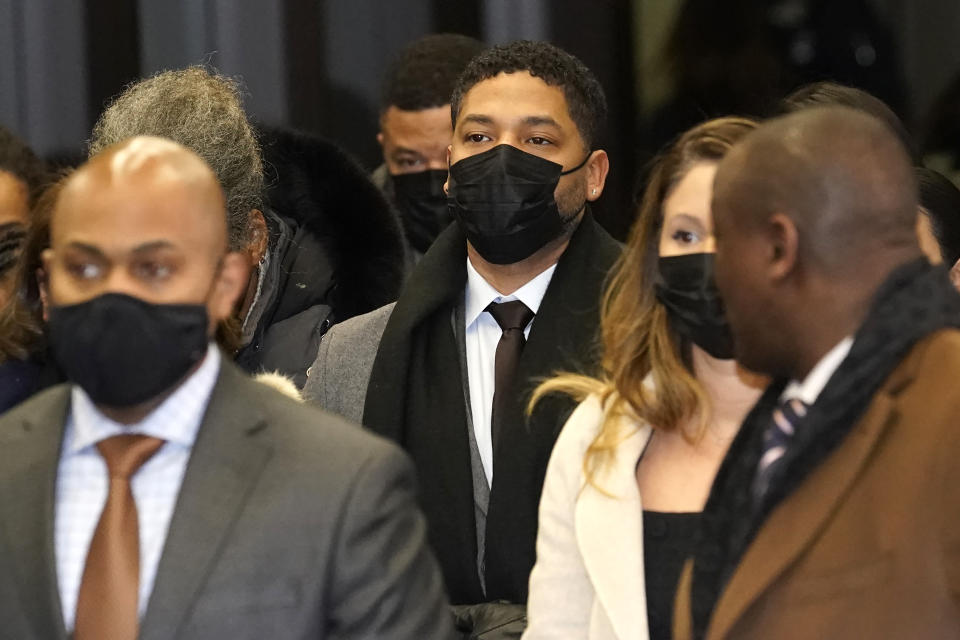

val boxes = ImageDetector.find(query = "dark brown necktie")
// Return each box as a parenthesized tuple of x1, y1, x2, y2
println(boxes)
(74, 434, 166, 640)
(485, 300, 535, 453)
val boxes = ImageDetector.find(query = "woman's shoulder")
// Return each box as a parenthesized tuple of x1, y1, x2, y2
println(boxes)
(554, 392, 648, 459)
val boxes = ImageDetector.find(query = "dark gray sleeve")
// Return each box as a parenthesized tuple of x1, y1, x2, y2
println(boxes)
(302, 303, 394, 424)
(326, 442, 456, 640)
(302, 325, 336, 407)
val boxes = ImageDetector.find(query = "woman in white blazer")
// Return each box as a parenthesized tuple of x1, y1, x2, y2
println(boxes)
(523, 117, 766, 640)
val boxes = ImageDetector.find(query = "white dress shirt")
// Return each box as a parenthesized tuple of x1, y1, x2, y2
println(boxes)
(780, 336, 854, 406)
(55, 344, 221, 631)
(464, 258, 557, 485)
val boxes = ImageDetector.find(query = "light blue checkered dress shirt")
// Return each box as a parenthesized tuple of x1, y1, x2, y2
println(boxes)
(54, 344, 220, 632)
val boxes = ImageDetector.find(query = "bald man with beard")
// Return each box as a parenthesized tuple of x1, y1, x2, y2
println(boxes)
(673, 107, 960, 639)
(0, 136, 454, 640)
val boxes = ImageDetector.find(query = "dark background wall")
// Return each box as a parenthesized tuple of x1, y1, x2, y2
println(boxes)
(2, 0, 959, 239)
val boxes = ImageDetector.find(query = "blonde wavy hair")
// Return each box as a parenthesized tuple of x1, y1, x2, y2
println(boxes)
(531, 117, 757, 486)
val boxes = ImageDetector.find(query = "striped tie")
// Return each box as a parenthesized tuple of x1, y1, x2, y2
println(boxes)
(752, 398, 809, 506)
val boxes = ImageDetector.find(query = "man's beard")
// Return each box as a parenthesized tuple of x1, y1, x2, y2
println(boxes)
(555, 175, 588, 236)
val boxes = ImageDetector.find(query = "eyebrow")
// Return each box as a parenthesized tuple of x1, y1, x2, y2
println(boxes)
(64, 240, 177, 257)
(459, 114, 563, 130)
(460, 114, 495, 127)
(522, 115, 561, 129)
(666, 213, 707, 228)
(131, 240, 177, 255)
(65, 241, 107, 258)
(391, 146, 426, 158)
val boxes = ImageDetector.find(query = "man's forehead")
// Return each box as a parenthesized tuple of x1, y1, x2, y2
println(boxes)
(52, 174, 223, 250)
(457, 71, 572, 127)
(61, 237, 180, 256)
(384, 105, 450, 132)
(382, 105, 452, 149)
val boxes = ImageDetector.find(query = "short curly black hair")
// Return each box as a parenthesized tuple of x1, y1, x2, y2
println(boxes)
(450, 40, 608, 150)
(381, 33, 485, 113)
(0, 125, 46, 207)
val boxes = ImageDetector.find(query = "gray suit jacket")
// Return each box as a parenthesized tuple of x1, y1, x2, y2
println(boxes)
(0, 360, 454, 640)
(303, 302, 395, 424)
(303, 302, 492, 594)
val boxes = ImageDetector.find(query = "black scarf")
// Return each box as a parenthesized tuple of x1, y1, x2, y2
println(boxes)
(363, 211, 620, 604)
(691, 258, 960, 637)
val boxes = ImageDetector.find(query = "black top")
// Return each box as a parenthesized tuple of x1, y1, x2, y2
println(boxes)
(643, 510, 701, 640)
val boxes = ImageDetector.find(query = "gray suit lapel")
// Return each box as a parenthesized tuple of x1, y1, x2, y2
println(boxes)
(453, 302, 489, 594)
(0, 387, 70, 640)
(140, 364, 273, 640)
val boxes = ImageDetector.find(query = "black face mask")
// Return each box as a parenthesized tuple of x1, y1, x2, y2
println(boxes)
(391, 169, 452, 254)
(654, 253, 735, 360)
(447, 144, 589, 264)
(48, 292, 210, 407)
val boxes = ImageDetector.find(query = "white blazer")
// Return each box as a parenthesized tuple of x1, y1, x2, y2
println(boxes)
(523, 394, 653, 640)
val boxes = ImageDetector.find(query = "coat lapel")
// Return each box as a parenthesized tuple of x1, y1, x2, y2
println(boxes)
(575, 424, 652, 640)
(706, 391, 898, 639)
(0, 386, 71, 640)
(139, 364, 273, 640)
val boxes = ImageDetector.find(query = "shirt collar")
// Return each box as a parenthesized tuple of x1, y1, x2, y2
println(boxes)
(65, 343, 222, 454)
(781, 336, 854, 406)
(464, 258, 558, 328)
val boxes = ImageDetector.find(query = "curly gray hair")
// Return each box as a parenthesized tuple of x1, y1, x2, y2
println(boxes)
(89, 66, 264, 250)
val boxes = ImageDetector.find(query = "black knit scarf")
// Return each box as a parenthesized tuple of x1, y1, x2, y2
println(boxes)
(691, 258, 960, 637)
(363, 211, 620, 604)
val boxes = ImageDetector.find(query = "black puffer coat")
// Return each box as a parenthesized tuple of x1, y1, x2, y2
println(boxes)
(235, 126, 406, 386)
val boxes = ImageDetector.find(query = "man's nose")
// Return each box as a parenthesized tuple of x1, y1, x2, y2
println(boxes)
(479, 134, 524, 150)
(101, 270, 144, 298)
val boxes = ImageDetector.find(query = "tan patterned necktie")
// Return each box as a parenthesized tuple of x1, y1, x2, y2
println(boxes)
(74, 434, 165, 640)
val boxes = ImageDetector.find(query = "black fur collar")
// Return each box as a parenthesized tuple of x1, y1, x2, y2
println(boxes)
(257, 125, 406, 320)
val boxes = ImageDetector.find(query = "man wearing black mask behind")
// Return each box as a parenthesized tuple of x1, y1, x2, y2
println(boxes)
(373, 34, 485, 266)
(305, 40, 620, 635)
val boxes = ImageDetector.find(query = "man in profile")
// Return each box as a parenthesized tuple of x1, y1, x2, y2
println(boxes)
(306, 40, 620, 634)
(674, 107, 960, 639)
(0, 136, 453, 639)
(373, 33, 485, 264)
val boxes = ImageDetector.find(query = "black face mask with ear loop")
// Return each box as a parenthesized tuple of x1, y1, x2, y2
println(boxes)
(447, 144, 591, 264)
(48, 293, 210, 407)
(654, 252, 736, 360)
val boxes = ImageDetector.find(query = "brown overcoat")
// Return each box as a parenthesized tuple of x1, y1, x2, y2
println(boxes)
(675, 329, 960, 640)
